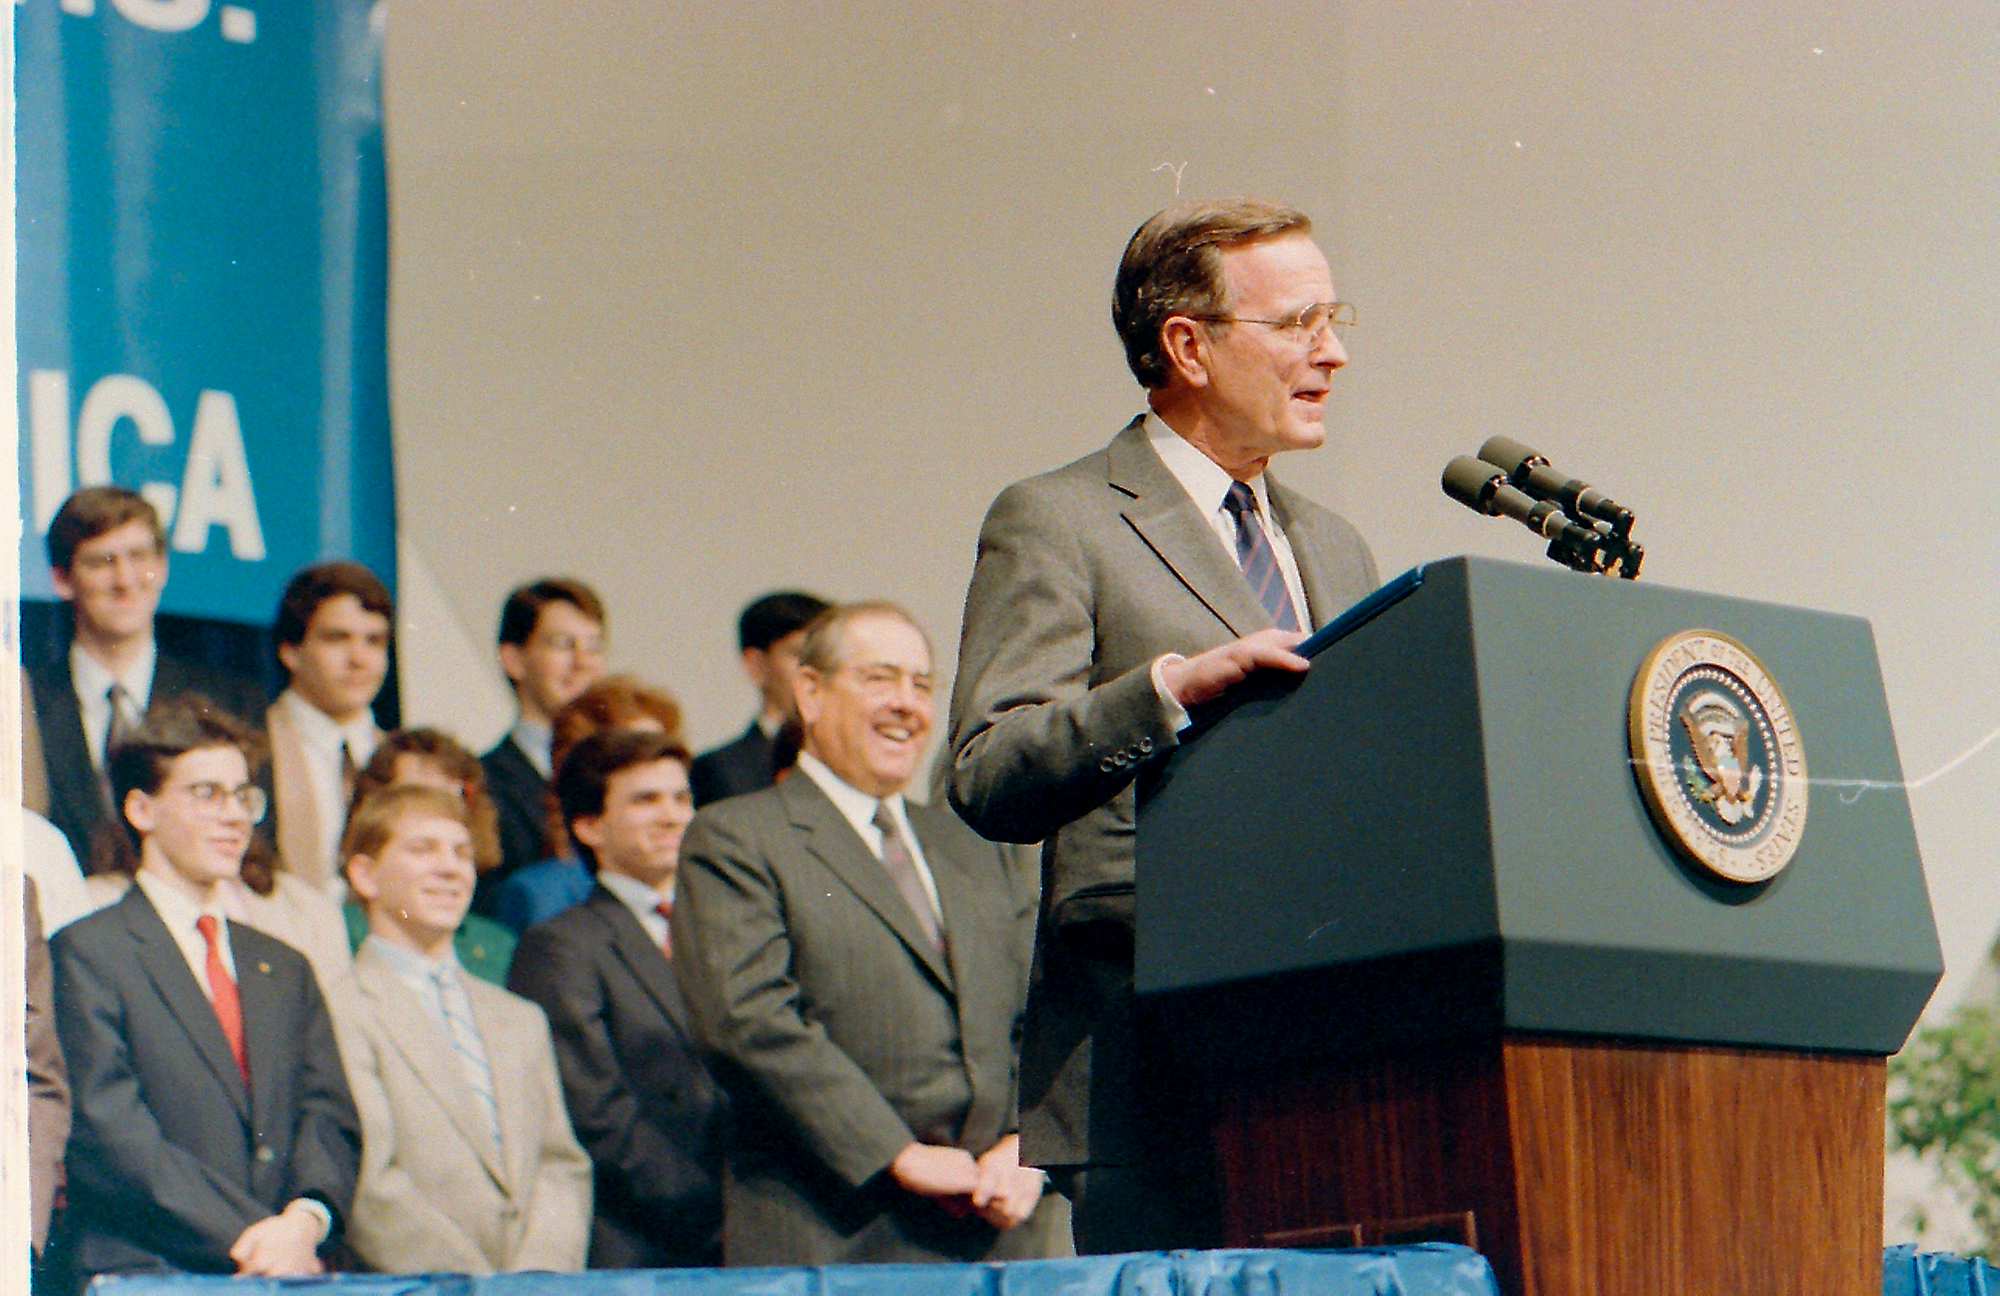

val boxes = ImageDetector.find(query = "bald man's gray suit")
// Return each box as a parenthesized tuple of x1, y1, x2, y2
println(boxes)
(946, 415, 1376, 1246)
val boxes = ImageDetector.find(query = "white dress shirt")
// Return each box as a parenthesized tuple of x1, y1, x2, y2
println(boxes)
(135, 867, 237, 991)
(510, 718, 553, 779)
(277, 689, 381, 885)
(18, 805, 96, 934)
(598, 870, 675, 947)
(794, 752, 942, 917)
(72, 639, 157, 769)
(1144, 412, 1312, 621)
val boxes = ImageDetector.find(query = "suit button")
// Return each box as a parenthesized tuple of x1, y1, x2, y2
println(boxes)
(1138, 738, 1154, 754)
(1099, 757, 1116, 772)
(255, 1146, 275, 1164)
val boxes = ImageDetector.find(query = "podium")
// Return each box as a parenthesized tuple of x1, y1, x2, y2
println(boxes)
(1133, 557, 1942, 1296)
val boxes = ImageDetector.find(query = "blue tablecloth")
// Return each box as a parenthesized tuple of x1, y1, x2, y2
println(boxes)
(1884, 1244, 2000, 1294)
(89, 1246, 1500, 1296)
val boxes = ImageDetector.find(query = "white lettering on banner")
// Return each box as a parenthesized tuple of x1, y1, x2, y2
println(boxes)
(107, 0, 207, 32)
(44, 0, 255, 44)
(173, 390, 267, 560)
(26, 369, 267, 562)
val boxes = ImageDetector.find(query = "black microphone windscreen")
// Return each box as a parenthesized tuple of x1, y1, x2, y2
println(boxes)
(1477, 435, 1541, 475)
(1441, 455, 1504, 511)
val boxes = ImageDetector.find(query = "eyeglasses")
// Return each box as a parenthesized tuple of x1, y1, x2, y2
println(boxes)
(71, 542, 165, 577)
(837, 664, 935, 697)
(534, 632, 605, 657)
(1189, 300, 1357, 346)
(172, 781, 269, 824)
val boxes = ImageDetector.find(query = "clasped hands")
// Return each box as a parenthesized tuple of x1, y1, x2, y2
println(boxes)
(889, 1134, 1044, 1229)
(229, 1200, 326, 1276)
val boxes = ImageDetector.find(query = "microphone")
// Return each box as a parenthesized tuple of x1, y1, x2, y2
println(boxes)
(1477, 436, 1635, 534)
(1442, 456, 1595, 542)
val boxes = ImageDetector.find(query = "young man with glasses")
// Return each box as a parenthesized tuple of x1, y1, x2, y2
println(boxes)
(48, 697, 359, 1287)
(480, 578, 609, 892)
(29, 486, 265, 866)
(946, 198, 1380, 1254)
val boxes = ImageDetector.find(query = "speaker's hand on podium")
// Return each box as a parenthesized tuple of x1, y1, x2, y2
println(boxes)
(1158, 628, 1311, 709)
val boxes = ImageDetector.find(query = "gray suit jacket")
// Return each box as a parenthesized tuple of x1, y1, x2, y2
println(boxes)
(945, 416, 1377, 1165)
(673, 773, 1068, 1265)
(332, 943, 593, 1274)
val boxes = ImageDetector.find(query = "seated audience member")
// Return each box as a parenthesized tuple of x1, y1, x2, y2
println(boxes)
(50, 699, 359, 1284)
(485, 675, 682, 935)
(690, 591, 829, 808)
(341, 729, 516, 984)
(28, 487, 263, 865)
(267, 561, 393, 895)
(508, 730, 727, 1269)
(480, 579, 608, 902)
(333, 785, 592, 1274)
(17, 803, 95, 935)
(26, 877, 70, 1268)
(674, 602, 1067, 1265)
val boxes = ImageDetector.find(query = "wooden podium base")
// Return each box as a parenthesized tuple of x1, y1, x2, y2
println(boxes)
(1209, 1034, 1884, 1296)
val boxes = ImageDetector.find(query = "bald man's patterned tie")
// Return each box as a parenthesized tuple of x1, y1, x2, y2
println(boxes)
(1222, 481, 1301, 632)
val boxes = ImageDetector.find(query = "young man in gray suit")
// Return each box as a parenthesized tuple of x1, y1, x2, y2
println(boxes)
(674, 602, 1068, 1266)
(334, 783, 593, 1274)
(945, 198, 1379, 1253)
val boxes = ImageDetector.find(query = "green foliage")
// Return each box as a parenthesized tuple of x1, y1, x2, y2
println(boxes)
(1889, 1003, 2000, 1261)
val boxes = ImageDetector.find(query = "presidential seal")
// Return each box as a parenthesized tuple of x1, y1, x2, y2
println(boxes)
(1628, 630, 1807, 884)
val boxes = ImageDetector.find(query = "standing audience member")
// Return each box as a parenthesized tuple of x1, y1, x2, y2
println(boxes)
(333, 785, 592, 1274)
(343, 729, 516, 985)
(508, 730, 728, 1269)
(26, 877, 70, 1266)
(28, 487, 263, 865)
(484, 675, 682, 935)
(481, 579, 608, 900)
(267, 562, 393, 895)
(675, 603, 1066, 1265)
(690, 591, 828, 808)
(50, 700, 359, 1285)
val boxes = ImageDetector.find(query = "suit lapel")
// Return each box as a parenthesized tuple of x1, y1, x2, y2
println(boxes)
(463, 981, 530, 1195)
(780, 777, 953, 990)
(354, 947, 509, 1188)
(121, 888, 251, 1122)
(37, 656, 107, 825)
(1106, 418, 1270, 638)
(588, 889, 694, 1031)
(908, 807, 984, 1003)
(266, 701, 322, 885)
(234, 925, 291, 1154)
(1268, 477, 1340, 630)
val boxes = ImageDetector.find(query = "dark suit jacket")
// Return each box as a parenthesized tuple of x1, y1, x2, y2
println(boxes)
(507, 886, 729, 1268)
(28, 650, 265, 868)
(50, 884, 360, 1280)
(673, 774, 1066, 1265)
(945, 416, 1377, 1168)
(689, 722, 774, 809)
(479, 735, 551, 914)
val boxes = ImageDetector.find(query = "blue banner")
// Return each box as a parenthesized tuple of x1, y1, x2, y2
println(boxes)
(16, 0, 394, 626)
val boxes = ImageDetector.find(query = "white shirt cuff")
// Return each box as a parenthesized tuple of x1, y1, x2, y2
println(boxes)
(1151, 654, 1192, 734)
(287, 1196, 333, 1244)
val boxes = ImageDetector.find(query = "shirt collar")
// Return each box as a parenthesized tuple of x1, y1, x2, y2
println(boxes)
(71, 638, 158, 708)
(361, 931, 460, 982)
(510, 718, 553, 778)
(598, 868, 673, 917)
(1144, 410, 1276, 519)
(135, 865, 229, 934)
(795, 750, 903, 841)
(280, 687, 380, 760)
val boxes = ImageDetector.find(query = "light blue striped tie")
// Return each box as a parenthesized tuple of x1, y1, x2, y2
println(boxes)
(429, 965, 503, 1159)
(1223, 481, 1302, 632)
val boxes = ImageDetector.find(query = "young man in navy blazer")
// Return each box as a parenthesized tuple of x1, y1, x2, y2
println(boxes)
(50, 698, 359, 1287)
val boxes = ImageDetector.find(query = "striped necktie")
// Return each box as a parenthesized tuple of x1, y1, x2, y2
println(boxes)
(1223, 481, 1302, 632)
(429, 964, 503, 1158)
(873, 804, 944, 952)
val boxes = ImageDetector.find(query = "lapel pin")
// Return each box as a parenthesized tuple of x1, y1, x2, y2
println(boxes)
(258, 961, 272, 974)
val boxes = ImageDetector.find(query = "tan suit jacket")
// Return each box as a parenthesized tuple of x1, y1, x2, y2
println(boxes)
(946, 416, 1377, 1167)
(266, 696, 378, 894)
(332, 941, 593, 1274)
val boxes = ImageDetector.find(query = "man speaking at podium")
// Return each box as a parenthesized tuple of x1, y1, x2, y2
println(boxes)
(947, 198, 1378, 1254)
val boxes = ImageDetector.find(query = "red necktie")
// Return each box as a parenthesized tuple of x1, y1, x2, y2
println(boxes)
(655, 899, 673, 959)
(195, 915, 250, 1085)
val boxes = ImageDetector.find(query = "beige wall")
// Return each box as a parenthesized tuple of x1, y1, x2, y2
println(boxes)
(384, 0, 2000, 1032)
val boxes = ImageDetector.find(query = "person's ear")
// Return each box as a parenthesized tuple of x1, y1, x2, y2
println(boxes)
(277, 641, 301, 677)
(740, 646, 770, 689)
(571, 814, 606, 854)
(123, 787, 158, 835)
(50, 566, 77, 602)
(346, 853, 381, 904)
(1160, 316, 1212, 388)
(498, 642, 529, 689)
(792, 666, 827, 728)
